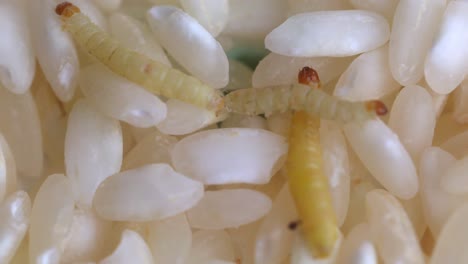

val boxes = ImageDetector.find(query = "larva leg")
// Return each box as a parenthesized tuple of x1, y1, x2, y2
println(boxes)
(287, 67, 338, 258)
(55, 2, 223, 112)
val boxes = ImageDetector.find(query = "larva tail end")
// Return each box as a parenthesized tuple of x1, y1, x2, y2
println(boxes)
(366, 100, 388, 116)
(298, 66, 321, 87)
(55, 2, 80, 17)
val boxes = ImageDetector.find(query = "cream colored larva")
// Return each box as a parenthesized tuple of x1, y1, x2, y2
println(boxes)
(55, 2, 223, 112)
(225, 83, 388, 123)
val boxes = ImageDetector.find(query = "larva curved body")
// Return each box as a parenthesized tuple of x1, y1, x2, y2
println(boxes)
(225, 84, 387, 123)
(287, 110, 339, 258)
(55, 2, 223, 111)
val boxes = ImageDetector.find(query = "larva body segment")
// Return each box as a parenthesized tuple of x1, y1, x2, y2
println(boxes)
(55, 2, 223, 111)
(225, 84, 385, 123)
(286, 67, 338, 258)
(286, 111, 339, 258)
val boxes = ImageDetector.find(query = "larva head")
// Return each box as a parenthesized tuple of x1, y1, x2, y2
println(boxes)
(366, 100, 388, 116)
(298, 66, 320, 87)
(55, 2, 81, 17)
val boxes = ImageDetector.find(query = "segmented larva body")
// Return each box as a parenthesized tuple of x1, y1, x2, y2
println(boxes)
(286, 67, 338, 258)
(55, 2, 223, 111)
(225, 82, 387, 123)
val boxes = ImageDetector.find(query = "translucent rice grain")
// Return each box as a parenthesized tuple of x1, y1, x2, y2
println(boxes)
(255, 184, 297, 264)
(122, 131, 177, 170)
(172, 128, 288, 185)
(156, 99, 225, 135)
(93, 163, 204, 221)
(253, 53, 352, 88)
(189, 230, 235, 263)
(62, 209, 113, 263)
(334, 44, 400, 102)
(109, 12, 171, 66)
(29, 174, 74, 264)
(180, 0, 229, 37)
(80, 64, 167, 128)
(223, 0, 287, 39)
(389, 0, 446, 86)
(29, 0, 79, 101)
(99, 230, 154, 264)
(419, 147, 468, 237)
(0, 191, 30, 263)
(341, 180, 377, 235)
(148, 214, 191, 264)
(344, 119, 418, 199)
(388, 85, 436, 161)
(290, 232, 342, 264)
(423, 83, 448, 118)
(434, 113, 468, 146)
(425, 1, 468, 94)
(146, 6, 228, 88)
(349, 0, 399, 20)
(337, 223, 376, 264)
(440, 130, 468, 159)
(430, 202, 468, 264)
(288, 0, 352, 15)
(265, 11, 390, 57)
(221, 114, 267, 130)
(320, 121, 350, 226)
(0, 134, 16, 203)
(0, 85, 42, 180)
(0, 0, 35, 94)
(223, 60, 252, 93)
(65, 100, 122, 208)
(453, 79, 468, 123)
(187, 189, 271, 229)
(440, 154, 468, 194)
(94, 0, 121, 13)
(366, 189, 425, 264)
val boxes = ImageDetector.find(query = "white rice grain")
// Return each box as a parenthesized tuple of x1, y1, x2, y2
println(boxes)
(146, 6, 229, 88)
(389, 0, 446, 86)
(253, 53, 352, 88)
(29, 174, 74, 264)
(334, 44, 400, 102)
(80, 64, 167, 128)
(366, 189, 425, 264)
(0, 0, 35, 94)
(265, 10, 390, 57)
(172, 128, 288, 185)
(93, 163, 204, 221)
(0, 191, 30, 264)
(424, 0, 468, 94)
(180, 0, 229, 37)
(344, 119, 418, 199)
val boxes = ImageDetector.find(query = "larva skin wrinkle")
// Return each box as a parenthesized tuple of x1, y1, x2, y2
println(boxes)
(55, 2, 223, 112)
(225, 84, 380, 123)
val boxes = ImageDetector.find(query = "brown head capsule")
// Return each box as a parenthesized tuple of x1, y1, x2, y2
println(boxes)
(365, 100, 388, 116)
(55, 2, 81, 17)
(298, 66, 320, 86)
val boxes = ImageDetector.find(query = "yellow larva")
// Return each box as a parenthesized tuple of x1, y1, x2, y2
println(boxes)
(286, 67, 338, 258)
(55, 2, 223, 112)
(225, 81, 387, 123)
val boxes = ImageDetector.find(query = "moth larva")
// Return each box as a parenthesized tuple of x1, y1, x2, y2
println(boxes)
(286, 67, 338, 258)
(55, 2, 223, 112)
(225, 76, 387, 123)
